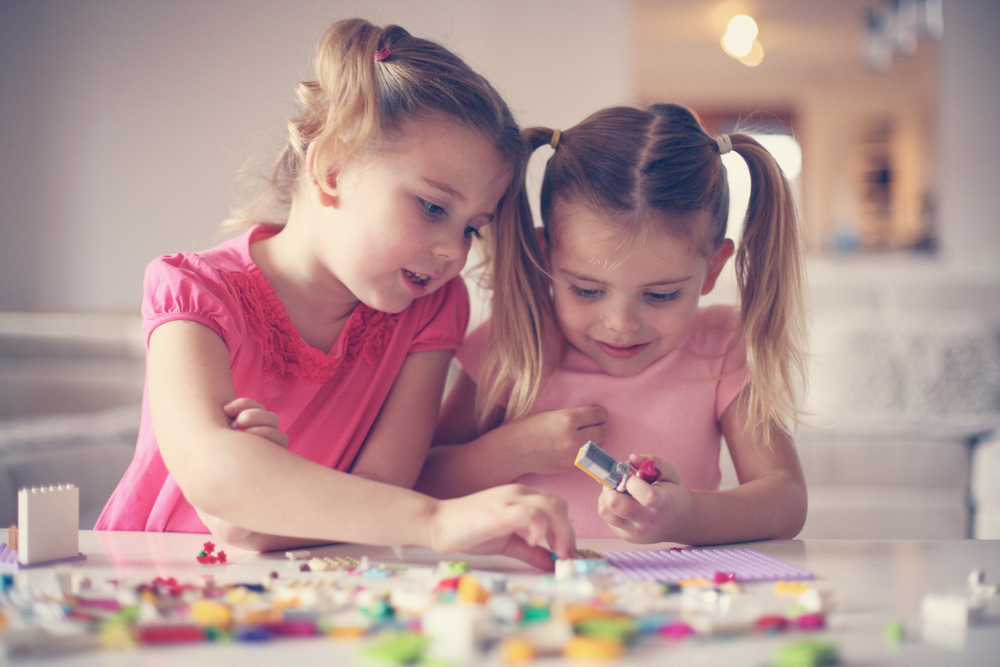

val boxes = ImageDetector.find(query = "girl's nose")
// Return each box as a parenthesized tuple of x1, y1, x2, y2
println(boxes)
(601, 301, 640, 334)
(432, 228, 467, 262)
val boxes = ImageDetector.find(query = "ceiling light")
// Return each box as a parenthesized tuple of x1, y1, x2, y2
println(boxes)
(722, 14, 763, 66)
(722, 15, 757, 57)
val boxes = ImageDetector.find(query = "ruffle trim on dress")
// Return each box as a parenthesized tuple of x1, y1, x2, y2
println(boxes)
(226, 269, 400, 387)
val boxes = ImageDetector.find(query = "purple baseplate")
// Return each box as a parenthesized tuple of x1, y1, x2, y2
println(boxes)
(605, 547, 814, 583)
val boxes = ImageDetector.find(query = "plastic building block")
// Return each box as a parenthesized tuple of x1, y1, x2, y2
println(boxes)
(17, 485, 80, 565)
(773, 639, 840, 667)
(921, 593, 970, 626)
(563, 634, 624, 660)
(605, 547, 814, 584)
(575, 441, 631, 490)
(637, 459, 661, 483)
(195, 541, 227, 565)
(575, 442, 661, 493)
(500, 637, 537, 663)
(136, 625, 206, 644)
(1, 486, 86, 570)
(361, 632, 428, 664)
(422, 603, 484, 664)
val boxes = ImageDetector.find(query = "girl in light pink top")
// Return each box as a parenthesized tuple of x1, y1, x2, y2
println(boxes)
(96, 19, 575, 569)
(419, 104, 808, 544)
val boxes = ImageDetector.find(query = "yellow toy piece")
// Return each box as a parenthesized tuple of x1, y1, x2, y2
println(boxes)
(189, 599, 233, 629)
(500, 637, 538, 663)
(563, 634, 624, 660)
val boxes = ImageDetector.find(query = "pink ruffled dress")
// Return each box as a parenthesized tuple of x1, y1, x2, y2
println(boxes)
(96, 225, 468, 532)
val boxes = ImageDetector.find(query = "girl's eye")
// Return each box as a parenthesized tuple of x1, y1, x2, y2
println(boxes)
(569, 285, 603, 300)
(645, 290, 680, 304)
(420, 199, 446, 218)
(464, 226, 482, 239)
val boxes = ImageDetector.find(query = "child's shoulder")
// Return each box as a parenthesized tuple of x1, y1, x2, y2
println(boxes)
(145, 226, 263, 284)
(683, 305, 742, 354)
(694, 304, 740, 329)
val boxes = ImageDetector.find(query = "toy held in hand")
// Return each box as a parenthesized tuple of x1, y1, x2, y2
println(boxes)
(637, 459, 661, 484)
(574, 441, 661, 493)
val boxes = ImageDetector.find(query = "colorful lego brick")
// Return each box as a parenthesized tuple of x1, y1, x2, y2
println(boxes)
(574, 441, 630, 490)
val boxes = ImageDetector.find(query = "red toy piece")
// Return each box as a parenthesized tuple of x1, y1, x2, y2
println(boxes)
(195, 541, 227, 565)
(637, 459, 661, 483)
(713, 571, 737, 585)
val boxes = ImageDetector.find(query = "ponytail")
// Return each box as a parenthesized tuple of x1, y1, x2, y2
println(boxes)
(730, 134, 807, 446)
(227, 18, 525, 230)
(475, 128, 556, 429)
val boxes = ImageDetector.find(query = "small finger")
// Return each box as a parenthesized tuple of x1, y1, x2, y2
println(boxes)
(528, 496, 575, 559)
(503, 535, 557, 571)
(630, 455, 680, 485)
(231, 408, 281, 430)
(623, 475, 657, 505)
(575, 406, 608, 428)
(223, 397, 263, 417)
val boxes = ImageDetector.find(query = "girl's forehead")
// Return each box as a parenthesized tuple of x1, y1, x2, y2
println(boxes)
(550, 201, 708, 259)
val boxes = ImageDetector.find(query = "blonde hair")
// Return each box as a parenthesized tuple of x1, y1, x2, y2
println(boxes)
(485, 103, 806, 447)
(227, 18, 528, 232)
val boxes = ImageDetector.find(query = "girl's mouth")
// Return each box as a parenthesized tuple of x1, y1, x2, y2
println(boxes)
(402, 268, 431, 295)
(596, 340, 650, 360)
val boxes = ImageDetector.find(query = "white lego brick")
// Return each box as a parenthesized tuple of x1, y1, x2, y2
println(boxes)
(920, 593, 969, 627)
(17, 485, 79, 565)
(422, 603, 484, 666)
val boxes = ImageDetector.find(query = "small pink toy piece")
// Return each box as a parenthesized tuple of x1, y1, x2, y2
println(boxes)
(714, 571, 737, 585)
(638, 459, 661, 483)
(795, 612, 826, 630)
(658, 621, 695, 639)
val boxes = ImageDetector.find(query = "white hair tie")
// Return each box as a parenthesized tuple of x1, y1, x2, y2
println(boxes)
(716, 134, 732, 155)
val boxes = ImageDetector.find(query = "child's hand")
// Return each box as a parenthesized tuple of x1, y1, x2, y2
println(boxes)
(428, 484, 576, 570)
(597, 454, 694, 544)
(223, 398, 289, 448)
(501, 406, 607, 476)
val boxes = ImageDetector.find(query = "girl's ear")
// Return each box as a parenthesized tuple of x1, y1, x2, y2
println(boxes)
(701, 238, 735, 295)
(305, 141, 339, 208)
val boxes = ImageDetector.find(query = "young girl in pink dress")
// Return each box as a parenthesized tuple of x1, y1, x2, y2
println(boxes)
(96, 19, 574, 569)
(420, 104, 808, 544)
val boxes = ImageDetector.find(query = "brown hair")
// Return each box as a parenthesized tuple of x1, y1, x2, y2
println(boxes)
(228, 18, 529, 241)
(486, 103, 806, 446)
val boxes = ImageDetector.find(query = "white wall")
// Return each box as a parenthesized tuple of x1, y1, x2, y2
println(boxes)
(2, 0, 996, 315)
(938, 0, 1000, 267)
(0, 0, 632, 312)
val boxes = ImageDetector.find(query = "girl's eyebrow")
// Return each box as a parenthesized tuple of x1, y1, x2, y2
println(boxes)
(560, 268, 693, 288)
(422, 178, 463, 201)
(422, 177, 497, 222)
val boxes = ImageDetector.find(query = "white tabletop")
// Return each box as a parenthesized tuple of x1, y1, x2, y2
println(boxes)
(2, 531, 998, 666)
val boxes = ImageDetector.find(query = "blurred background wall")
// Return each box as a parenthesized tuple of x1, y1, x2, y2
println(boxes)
(1, 0, 998, 537)
(0, 0, 633, 312)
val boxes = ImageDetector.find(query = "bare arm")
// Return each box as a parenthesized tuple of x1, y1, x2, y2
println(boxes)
(149, 320, 575, 566)
(198, 349, 453, 551)
(599, 384, 807, 545)
(416, 370, 607, 498)
(350, 348, 453, 487)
